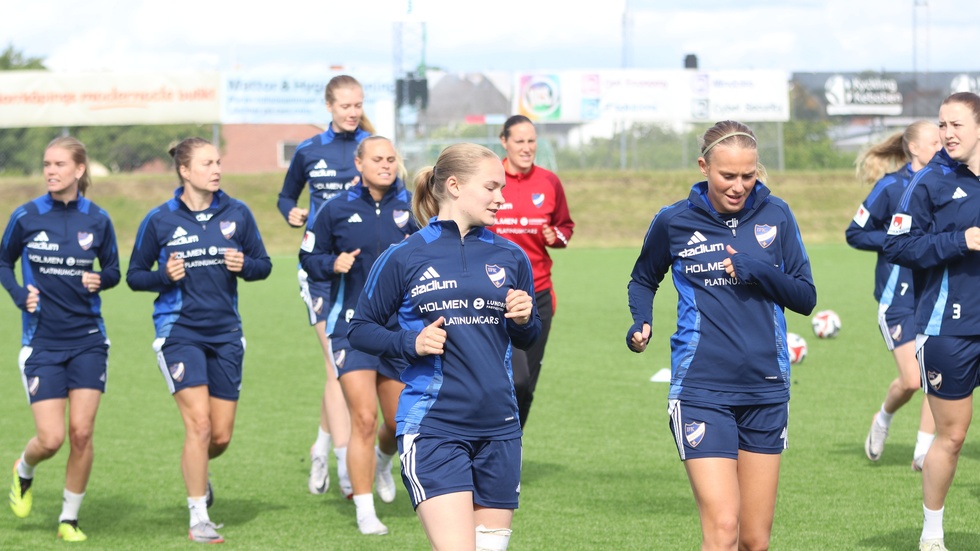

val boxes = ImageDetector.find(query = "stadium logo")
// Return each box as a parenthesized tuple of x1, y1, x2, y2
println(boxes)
(220, 221, 236, 239)
(28, 376, 40, 396)
(27, 231, 59, 251)
(679, 242, 724, 258)
(77, 232, 93, 250)
(755, 224, 777, 249)
(927, 370, 942, 390)
(393, 209, 410, 228)
(685, 421, 705, 448)
(532, 193, 545, 208)
(168, 226, 199, 246)
(887, 213, 912, 236)
(418, 266, 440, 281)
(169, 362, 185, 382)
(310, 159, 336, 178)
(485, 264, 506, 288)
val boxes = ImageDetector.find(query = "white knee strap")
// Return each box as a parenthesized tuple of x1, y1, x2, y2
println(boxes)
(475, 524, 512, 551)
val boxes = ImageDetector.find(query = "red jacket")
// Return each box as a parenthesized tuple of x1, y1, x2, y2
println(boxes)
(489, 160, 575, 298)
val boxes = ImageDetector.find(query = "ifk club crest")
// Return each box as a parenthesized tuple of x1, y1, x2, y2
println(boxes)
(754, 224, 777, 249)
(685, 421, 705, 448)
(77, 232, 93, 250)
(486, 265, 506, 288)
(220, 221, 236, 239)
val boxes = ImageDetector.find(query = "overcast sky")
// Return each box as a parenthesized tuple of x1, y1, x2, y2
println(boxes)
(4, 0, 977, 75)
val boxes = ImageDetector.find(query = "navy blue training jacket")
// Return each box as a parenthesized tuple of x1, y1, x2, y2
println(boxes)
(277, 127, 370, 224)
(845, 164, 916, 311)
(0, 194, 119, 348)
(348, 219, 540, 439)
(299, 178, 418, 339)
(883, 149, 980, 336)
(127, 188, 272, 342)
(627, 182, 816, 405)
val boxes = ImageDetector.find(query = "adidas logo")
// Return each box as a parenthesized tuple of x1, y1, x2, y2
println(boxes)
(348, 213, 363, 223)
(172, 226, 188, 239)
(34, 231, 50, 242)
(418, 266, 441, 281)
(314, 159, 328, 169)
(953, 187, 968, 199)
(687, 231, 707, 245)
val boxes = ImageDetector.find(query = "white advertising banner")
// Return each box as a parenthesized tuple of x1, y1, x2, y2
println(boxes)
(0, 71, 221, 128)
(220, 69, 396, 138)
(513, 70, 789, 123)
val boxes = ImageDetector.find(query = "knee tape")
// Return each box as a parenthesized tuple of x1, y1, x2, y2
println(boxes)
(475, 524, 512, 551)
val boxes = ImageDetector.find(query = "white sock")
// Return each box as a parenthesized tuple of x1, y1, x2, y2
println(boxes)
(877, 404, 893, 427)
(17, 453, 35, 479)
(353, 493, 376, 521)
(914, 432, 936, 458)
(335, 447, 349, 481)
(59, 489, 85, 522)
(921, 504, 944, 541)
(376, 447, 393, 469)
(312, 427, 331, 457)
(188, 496, 210, 527)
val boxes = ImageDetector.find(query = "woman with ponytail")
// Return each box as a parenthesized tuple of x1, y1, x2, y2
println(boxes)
(348, 143, 540, 550)
(2, 137, 120, 542)
(278, 74, 376, 499)
(846, 121, 941, 470)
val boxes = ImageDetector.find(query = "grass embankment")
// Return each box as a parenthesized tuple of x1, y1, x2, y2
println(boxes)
(0, 169, 865, 254)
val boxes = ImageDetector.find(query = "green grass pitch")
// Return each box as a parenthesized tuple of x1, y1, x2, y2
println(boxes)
(1, 245, 980, 549)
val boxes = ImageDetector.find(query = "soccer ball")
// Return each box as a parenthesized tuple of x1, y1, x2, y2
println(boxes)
(811, 310, 842, 339)
(787, 332, 807, 365)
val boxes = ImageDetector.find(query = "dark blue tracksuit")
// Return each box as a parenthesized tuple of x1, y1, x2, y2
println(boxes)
(348, 219, 541, 439)
(299, 178, 417, 339)
(127, 188, 272, 342)
(0, 193, 119, 348)
(627, 182, 816, 405)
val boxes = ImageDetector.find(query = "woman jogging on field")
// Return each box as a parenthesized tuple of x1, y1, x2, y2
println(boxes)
(2, 137, 119, 542)
(299, 136, 418, 535)
(278, 75, 375, 498)
(846, 121, 940, 470)
(626, 120, 816, 550)
(489, 115, 574, 429)
(883, 92, 980, 551)
(128, 137, 272, 544)
(348, 143, 540, 550)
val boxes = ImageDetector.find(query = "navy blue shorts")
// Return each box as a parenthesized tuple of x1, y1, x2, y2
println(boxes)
(398, 433, 521, 510)
(153, 338, 245, 400)
(668, 400, 788, 460)
(878, 303, 915, 351)
(918, 334, 980, 400)
(338, 342, 406, 381)
(19, 343, 109, 404)
(298, 267, 332, 326)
